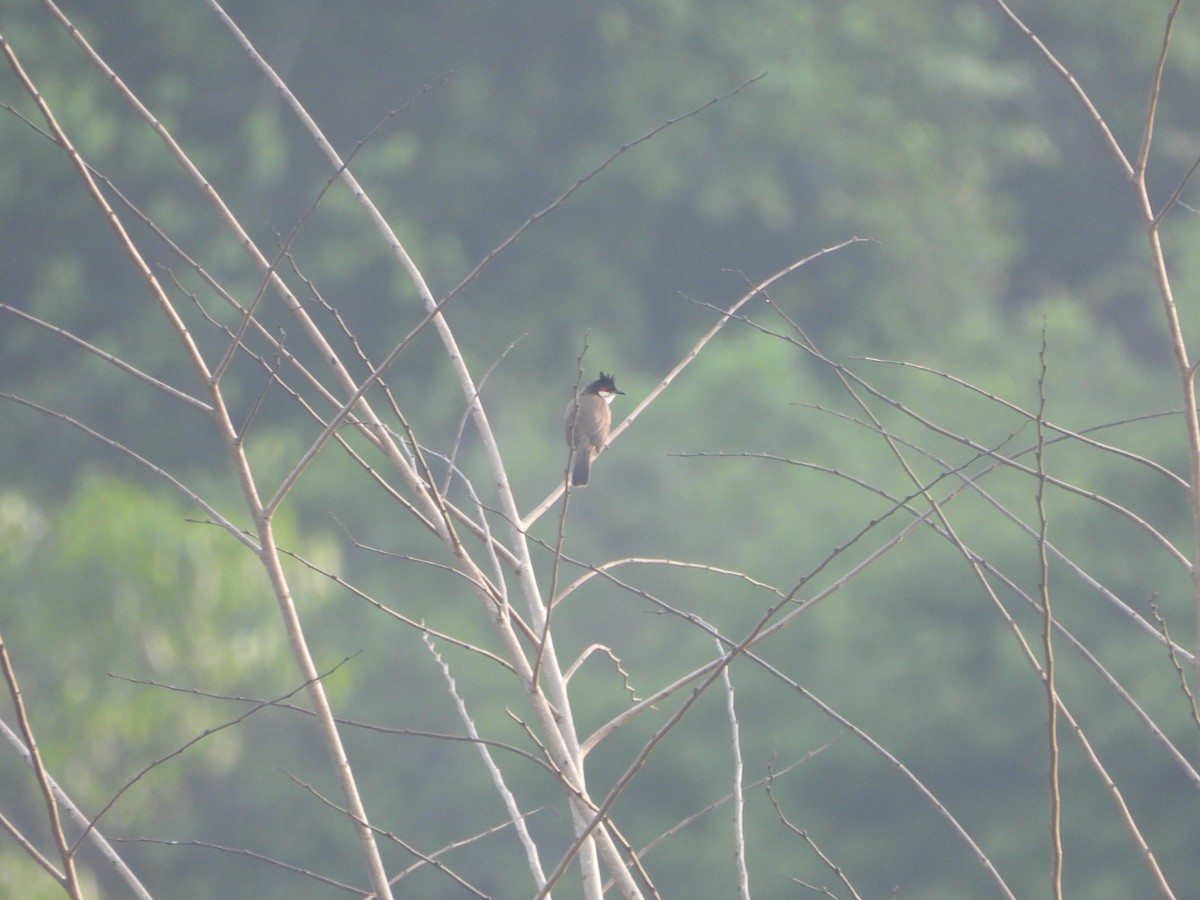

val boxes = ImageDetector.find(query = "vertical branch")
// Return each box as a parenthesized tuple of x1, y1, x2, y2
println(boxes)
(718, 639, 750, 900)
(1133, 2, 1200, 691)
(540, 362, 588, 686)
(1135, 0, 1183, 179)
(0, 631, 82, 899)
(765, 770, 864, 900)
(1035, 328, 1063, 899)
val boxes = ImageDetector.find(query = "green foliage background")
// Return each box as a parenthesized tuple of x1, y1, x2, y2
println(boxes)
(1, 1, 1198, 897)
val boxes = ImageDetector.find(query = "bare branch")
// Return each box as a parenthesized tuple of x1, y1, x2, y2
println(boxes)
(0, 632, 81, 897)
(423, 632, 549, 890)
(0, 720, 152, 899)
(111, 672, 555, 773)
(78, 658, 357, 850)
(634, 742, 835, 862)
(765, 768, 863, 900)
(1, 392, 257, 552)
(1148, 598, 1200, 730)
(986, 0, 1133, 178)
(285, 771, 490, 899)
(1136, 0, 1184, 179)
(114, 837, 362, 895)
(442, 75, 768, 307)
(0, 304, 212, 413)
(720, 638, 750, 900)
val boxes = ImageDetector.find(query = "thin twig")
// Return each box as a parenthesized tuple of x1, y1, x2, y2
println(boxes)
(986, 0, 1132, 177)
(634, 742, 834, 861)
(538, 353, 590, 688)
(115, 837, 362, 894)
(0, 304, 212, 413)
(1, 392, 256, 552)
(443, 75, 767, 309)
(1136, 0, 1184, 180)
(765, 766, 863, 900)
(77, 658, 356, 851)
(111, 671, 554, 772)
(283, 771, 489, 899)
(1147, 598, 1200, 730)
(1035, 327, 1063, 899)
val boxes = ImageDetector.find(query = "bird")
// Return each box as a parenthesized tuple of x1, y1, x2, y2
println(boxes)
(564, 372, 625, 487)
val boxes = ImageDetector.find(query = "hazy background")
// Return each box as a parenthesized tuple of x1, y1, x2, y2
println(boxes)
(2, 2, 1198, 897)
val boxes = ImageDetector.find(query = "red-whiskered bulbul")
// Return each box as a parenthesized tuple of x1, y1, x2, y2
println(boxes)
(564, 372, 625, 487)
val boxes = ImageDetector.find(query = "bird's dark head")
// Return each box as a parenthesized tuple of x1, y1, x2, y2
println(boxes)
(588, 372, 625, 398)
